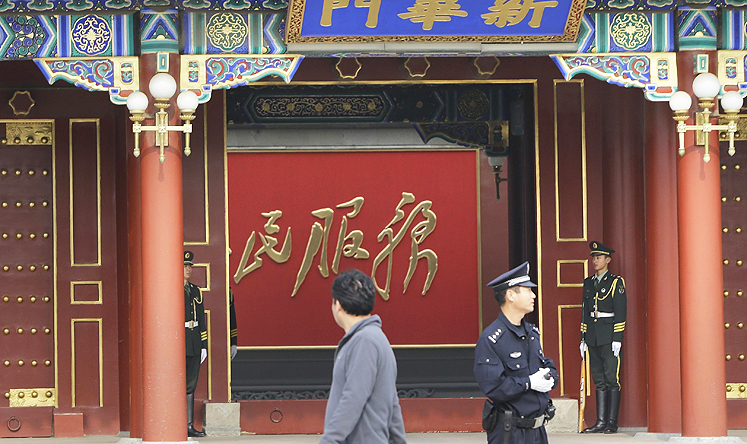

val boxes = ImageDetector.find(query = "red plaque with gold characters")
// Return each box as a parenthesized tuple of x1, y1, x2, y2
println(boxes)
(228, 149, 481, 347)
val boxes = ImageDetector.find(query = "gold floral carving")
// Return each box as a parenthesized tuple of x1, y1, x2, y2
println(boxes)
(720, 115, 747, 141)
(9, 91, 35, 116)
(8, 388, 56, 407)
(4, 122, 53, 145)
(254, 96, 384, 118)
(474, 57, 500, 76)
(404, 57, 431, 78)
(335, 57, 362, 79)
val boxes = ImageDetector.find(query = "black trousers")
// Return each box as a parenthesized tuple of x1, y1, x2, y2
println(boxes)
(588, 343, 621, 391)
(486, 425, 548, 444)
(186, 354, 201, 394)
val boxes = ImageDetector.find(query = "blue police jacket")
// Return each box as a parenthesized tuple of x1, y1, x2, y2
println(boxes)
(474, 311, 558, 418)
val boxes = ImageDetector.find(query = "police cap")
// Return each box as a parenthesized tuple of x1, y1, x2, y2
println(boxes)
(486, 261, 537, 292)
(184, 251, 194, 265)
(589, 241, 615, 256)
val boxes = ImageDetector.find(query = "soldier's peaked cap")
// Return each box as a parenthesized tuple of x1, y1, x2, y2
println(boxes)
(184, 251, 194, 265)
(589, 241, 615, 256)
(487, 261, 537, 291)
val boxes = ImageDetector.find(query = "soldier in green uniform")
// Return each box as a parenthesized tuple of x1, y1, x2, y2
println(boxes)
(184, 251, 208, 437)
(579, 241, 626, 434)
(229, 288, 238, 360)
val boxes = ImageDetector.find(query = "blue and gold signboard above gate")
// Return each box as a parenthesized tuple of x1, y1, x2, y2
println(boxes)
(287, 0, 587, 43)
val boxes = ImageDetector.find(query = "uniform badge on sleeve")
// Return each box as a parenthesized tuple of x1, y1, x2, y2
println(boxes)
(619, 286, 624, 293)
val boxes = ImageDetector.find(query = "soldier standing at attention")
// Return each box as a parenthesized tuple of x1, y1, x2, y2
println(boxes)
(184, 251, 208, 437)
(228, 248, 238, 361)
(229, 287, 238, 360)
(579, 241, 626, 434)
(474, 262, 558, 444)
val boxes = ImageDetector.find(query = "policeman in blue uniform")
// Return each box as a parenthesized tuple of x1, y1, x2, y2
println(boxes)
(474, 262, 558, 444)
(184, 251, 208, 437)
(579, 241, 626, 434)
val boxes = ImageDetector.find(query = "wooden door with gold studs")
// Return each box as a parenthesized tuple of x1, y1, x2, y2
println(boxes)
(0, 85, 124, 436)
(0, 120, 56, 437)
(723, 144, 747, 426)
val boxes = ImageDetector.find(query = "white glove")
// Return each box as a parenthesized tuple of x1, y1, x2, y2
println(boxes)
(612, 341, 621, 357)
(529, 368, 554, 393)
(230, 345, 238, 360)
(580, 342, 587, 359)
(200, 348, 207, 364)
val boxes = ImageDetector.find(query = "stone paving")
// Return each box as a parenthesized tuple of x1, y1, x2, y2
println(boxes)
(0, 430, 746, 444)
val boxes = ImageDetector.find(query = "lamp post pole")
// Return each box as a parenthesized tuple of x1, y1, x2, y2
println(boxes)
(675, 50, 728, 438)
(139, 52, 188, 442)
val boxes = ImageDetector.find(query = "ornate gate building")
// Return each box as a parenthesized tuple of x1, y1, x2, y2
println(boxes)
(0, 0, 745, 440)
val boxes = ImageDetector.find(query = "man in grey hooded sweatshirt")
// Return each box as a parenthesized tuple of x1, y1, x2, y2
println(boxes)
(319, 269, 407, 444)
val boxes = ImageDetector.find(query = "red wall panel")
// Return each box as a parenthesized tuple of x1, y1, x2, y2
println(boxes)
(228, 150, 480, 347)
(72, 321, 101, 408)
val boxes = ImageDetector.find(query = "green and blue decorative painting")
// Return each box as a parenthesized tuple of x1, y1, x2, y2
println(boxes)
(0, 0, 286, 13)
(0, 0, 135, 14)
(677, 7, 717, 50)
(720, 10, 747, 50)
(183, 11, 285, 55)
(577, 14, 596, 52)
(141, 8, 179, 53)
(180, 0, 286, 10)
(586, 12, 674, 53)
(585, 0, 742, 9)
(0, 15, 57, 59)
(57, 14, 134, 56)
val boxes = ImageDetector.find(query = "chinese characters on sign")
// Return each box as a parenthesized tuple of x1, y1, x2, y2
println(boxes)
(397, 0, 468, 32)
(322, 0, 382, 28)
(287, 0, 585, 43)
(481, 0, 559, 29)
(233, 193, 438, 300)
(321, 0, 556, 31)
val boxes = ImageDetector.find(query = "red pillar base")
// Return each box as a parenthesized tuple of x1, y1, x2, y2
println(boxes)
(53, 412, 83, 438)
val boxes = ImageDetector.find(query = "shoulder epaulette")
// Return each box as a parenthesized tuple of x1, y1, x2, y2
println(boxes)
(487, 327, 504, 344)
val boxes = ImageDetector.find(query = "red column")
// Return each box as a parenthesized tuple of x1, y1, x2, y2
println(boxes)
(677, 51, 728, 437)
(601, 85, 647, 427)
(644, 99, 682, 433)
(128, 128, 144, 438)
(139, 53, 188, 442)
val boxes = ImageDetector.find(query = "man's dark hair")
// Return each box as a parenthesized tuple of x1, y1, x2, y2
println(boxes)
(494, 286, 519, 306)
(332, 269, 376, 316)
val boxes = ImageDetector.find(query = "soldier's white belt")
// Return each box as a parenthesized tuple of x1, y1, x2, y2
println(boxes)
(590, 311, 614, 318)
(185, 321, 199, 328)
